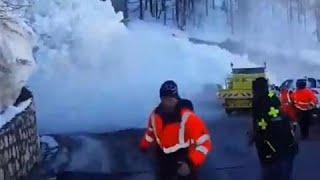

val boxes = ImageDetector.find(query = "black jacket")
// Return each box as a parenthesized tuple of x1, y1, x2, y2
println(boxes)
(252, 91, 298, 164)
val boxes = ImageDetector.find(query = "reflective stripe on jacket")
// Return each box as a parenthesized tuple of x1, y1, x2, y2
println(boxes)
(280, 89, 297, 122)
(292, 88, 318, 111)
(140, 108, 212, 167)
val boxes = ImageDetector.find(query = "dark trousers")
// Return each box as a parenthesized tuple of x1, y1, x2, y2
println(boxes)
(261, 154, 295, 180)
(297, 110, 311, 139)
(155, 148, 198, 180)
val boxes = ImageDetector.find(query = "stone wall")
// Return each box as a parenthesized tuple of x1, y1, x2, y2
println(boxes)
(0, 100, 40, 180)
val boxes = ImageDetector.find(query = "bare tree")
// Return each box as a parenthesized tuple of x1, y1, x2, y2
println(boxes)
(315, 2, 320, 42)
(162, 0, 167, 25)
(224, 0, 235, 34)
(182, 0, 187, 29)
(150, 0, 154, 17)
(206, 0, 208, 16)
(229, 0, 234, 34)
(139, 0, 144, 19)
(176, 0, 185, 30)
(296, 0, 307, 25)
(287, 0, 293, 22)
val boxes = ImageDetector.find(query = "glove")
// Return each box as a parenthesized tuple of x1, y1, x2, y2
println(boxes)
(140, 138, 149, 153)
(177, 161, 191, 176)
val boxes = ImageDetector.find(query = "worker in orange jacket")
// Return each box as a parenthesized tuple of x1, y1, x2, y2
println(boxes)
(280, 88, 298, 131)
(291, 80, 318, 139)
(140, 80, 212, 180)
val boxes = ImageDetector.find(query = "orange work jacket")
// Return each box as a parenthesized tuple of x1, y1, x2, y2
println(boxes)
(140, 108, 212, 167)
(292, 88, 318, 111)
(280, 89, 298, 122)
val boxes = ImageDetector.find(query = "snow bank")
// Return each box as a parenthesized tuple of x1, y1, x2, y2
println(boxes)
(40, 135, 58, 148)
(0, 98, 32, 128)
(0, 17, 36, 112)
(29, 0, 254, 134)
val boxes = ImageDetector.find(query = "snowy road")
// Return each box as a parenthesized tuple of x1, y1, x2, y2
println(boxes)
(31, 101, 320, 180)
(29, 38, 320, 180)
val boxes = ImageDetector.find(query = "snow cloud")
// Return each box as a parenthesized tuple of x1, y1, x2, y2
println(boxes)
(29, 0, 254, 134)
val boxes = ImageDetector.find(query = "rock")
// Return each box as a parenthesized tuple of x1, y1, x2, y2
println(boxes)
(0, 140, 4, 150)
(3, 150, 9, 163)
(15, 160, 20, 172)
(12, 146, 16, 158)
(8, 163, 13, 176)
(24, 149, 30, 162)
(11, 135, 16, 144)
(4, 136, 8, 148)
(8, 135, 12, 145)
(0, 168, 4, 180)
(8, 148, 11, 160)
(15, 146, 20, 158)
(19, 129, 23, 139)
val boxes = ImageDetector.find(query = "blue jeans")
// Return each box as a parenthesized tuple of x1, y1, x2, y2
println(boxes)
(261, 154, 295, 180)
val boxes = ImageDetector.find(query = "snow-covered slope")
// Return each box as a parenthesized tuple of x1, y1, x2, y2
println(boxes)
(27, 0, 255, 134)
(0, 98, 32, 128)
(0, 13, 36, 113)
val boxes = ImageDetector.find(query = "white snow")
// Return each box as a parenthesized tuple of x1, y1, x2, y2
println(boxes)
(0, 98, 32, 128)
(40, 135, 59, 149)
(66, 136, 111, 173)
(0, 16, 36, 112)
(26, 0, 256, 134)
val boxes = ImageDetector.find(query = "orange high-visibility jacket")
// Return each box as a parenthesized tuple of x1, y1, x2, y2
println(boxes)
(140, 108, 212, 167)
(292, 88, 318, 111)
(280, 89, 297, 122)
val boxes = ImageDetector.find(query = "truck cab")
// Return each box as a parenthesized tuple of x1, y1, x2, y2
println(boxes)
(218, 63, 267, 115)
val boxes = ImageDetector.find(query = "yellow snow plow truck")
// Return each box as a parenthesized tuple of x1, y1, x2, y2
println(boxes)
(217, 63, 267, 115)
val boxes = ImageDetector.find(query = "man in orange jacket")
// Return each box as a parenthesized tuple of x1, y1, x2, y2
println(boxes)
(140, 80, 212, 180)
(280, 88, 298, 131)
(292, 80, 318, 139)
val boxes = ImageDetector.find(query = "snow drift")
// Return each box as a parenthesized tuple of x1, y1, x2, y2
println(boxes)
(29, 0, 255, 134)
(0, 15, 36, 113)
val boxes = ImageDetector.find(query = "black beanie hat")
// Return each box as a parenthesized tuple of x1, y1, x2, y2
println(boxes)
(160, 80, 180, 98)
